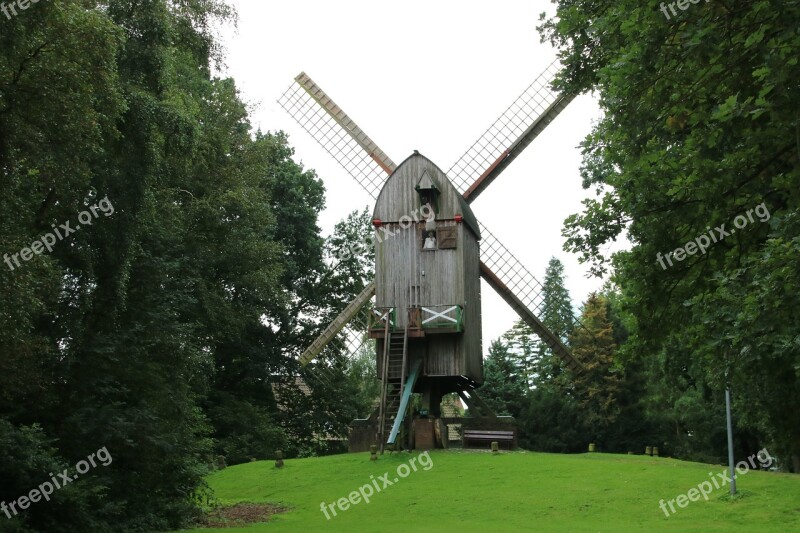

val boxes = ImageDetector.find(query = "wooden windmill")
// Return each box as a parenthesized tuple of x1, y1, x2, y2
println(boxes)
(278, 59, 585, 453)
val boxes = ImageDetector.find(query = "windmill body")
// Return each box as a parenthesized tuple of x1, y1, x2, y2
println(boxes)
(372, 153, 483, 420)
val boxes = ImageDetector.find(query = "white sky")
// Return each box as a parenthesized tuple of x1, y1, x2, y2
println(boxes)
(217, 0, 609, 351)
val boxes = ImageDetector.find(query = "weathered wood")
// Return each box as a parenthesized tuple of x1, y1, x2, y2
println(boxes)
(377, 319, 391, 454)
(479, 261, 585, 373)
(462, 430, 515, 439)
(298, 282, 375, 366)
(462, 429, 515, 450)
(294, 72, 397, 175)
(373, 153, 483, 383)
(387, 359, 421, 446)
(462, 94, 576, 202)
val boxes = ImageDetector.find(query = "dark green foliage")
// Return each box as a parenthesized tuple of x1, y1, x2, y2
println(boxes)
(206, 393, 287, 466)
(536, 258, 576, 383)
(0, 421, 109, 532)
(480, 340, 527, 418)
(346, 344, 381, 419)
(502, 257, 576, 387)
(571, 293, 622, 447)
(540, 0, 800, 467)
(0, 0, 374, 529)
(517, 388, 586, 453)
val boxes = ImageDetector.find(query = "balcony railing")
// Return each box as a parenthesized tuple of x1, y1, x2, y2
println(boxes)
(368, 307, 396, 333)
(368, 305, 463, 336)
(420, 305, 463, 332)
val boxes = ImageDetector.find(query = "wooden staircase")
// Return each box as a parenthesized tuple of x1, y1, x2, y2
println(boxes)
(387, 334, 405, 382)
(378, 324, 409, 453)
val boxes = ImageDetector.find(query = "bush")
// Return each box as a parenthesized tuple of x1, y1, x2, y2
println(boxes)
(207, 395, 287, 466)
(0, 420, 110, 533)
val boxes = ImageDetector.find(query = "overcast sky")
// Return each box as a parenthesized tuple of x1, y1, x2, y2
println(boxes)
(216, 0, 610, 350)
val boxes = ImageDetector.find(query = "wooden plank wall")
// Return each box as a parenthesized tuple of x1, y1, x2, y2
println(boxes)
(462, 228, 483, 383)
(374, 154, 467, 224)
(373, 153, 483, 382)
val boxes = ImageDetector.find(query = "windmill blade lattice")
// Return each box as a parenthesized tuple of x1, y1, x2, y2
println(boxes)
(278, 72, 396, 199)
(302, 305, 376, 389)
(479, 222, 548, 318)
(299, 282, 376, 366)
(448, 58, 575, 202)
(478, 222, 585, 372)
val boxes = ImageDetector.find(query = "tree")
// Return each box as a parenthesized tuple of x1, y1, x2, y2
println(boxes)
(596, 285, 653, 454)
(346, 343, 381, 419)
(503, 257, 575, 388)
(502, 320, 540, 388)
(480, 339, 527, 418)
(271, 207, 375, 457)
(571, 293, 622, 448)
(518, 387, 586, 453)
(541, 0, 800, 468)
(536, 257, 576, 385)
(0, 0, 363, 529)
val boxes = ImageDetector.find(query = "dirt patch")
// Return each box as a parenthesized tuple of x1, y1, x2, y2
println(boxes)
(199, 503, 290, 528)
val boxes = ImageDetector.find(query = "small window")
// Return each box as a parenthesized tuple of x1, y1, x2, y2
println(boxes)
(422, 230, 437, 251)
(416, 170, 440, 215)
(437, 227, 457, 249)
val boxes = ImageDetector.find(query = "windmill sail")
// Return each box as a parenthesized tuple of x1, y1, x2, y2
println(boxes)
(278, 72, 396, 198)
(448, 59, 575, 202)
(299, 282, 376, 366)
(278, 67, 586, 373)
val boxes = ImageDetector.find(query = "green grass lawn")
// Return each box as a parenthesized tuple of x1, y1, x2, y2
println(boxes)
(184, 450, 800, 532)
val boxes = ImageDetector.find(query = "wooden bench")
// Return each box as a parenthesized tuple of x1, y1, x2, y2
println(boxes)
(462, 429, 515, 449)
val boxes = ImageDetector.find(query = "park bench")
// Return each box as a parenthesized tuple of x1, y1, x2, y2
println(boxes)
(462, 429, 516, 449)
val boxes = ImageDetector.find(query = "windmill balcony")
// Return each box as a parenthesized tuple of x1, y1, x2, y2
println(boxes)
(368, 305, 463, 338)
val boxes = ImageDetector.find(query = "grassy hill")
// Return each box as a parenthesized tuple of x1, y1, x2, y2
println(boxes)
(185, 450, 800, 532)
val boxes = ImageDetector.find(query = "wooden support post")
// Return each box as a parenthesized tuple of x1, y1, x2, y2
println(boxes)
(377, 319, 391, 454)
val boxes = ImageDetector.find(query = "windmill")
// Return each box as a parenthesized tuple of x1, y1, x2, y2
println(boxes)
(278, 58, 585, 453)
